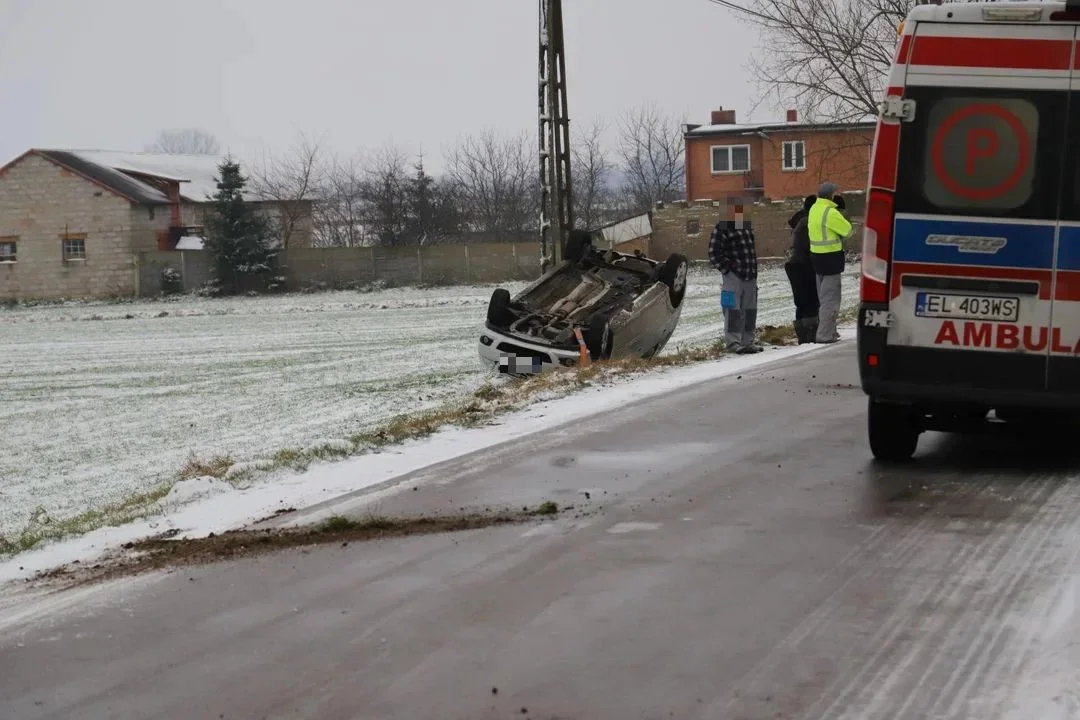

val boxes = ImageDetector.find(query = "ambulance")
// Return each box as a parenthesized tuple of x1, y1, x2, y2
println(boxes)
(857, 0, 1080, 460)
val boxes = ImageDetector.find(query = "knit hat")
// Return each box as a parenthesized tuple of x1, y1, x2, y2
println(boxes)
(818, 181, 838, 198)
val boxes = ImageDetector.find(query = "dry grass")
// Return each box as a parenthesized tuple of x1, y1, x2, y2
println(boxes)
(6, 485, 175, 555)
(178, 454, 234, 480)
(758, 324, 798, 346)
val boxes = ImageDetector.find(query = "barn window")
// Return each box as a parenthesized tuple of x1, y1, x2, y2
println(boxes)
(62, 235, 87, 261)
(0, 238, 16, 263)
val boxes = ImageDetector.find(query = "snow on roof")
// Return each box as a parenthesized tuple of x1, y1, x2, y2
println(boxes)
(175, 236, 205, 250)
(687, 117, 877, 137)
(598, 212, 652, 246)
(69, 150, 261, 203)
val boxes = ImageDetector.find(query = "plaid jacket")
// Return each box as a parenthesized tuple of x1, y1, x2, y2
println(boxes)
(708, 221, 758, 282)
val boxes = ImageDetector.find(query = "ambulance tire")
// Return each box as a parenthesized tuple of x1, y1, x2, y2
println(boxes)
(868, 398, 919, 462)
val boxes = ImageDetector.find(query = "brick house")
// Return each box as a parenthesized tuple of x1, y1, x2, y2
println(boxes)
(0, 149, 313, 301)
(684, 107, 875, 202)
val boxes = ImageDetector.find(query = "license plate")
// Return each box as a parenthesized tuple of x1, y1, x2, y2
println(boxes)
(498, 354, 543, 374)
(915, 292, 1020, 322)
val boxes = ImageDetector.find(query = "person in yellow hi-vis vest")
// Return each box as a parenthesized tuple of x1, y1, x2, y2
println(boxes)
(807, 182, 853, 343)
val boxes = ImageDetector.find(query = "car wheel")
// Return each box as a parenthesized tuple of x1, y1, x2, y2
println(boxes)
(583, 316, 613, 361)
(565, 230, 593, 264)
(487, 288, 515, 328)
(868, 398, 919, 462)
(658, 253, 690, 308)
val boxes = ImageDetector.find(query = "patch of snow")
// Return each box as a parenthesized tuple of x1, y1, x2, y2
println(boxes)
(162, 476, 232, 508)
(0, 327, 855, 585)
(175, 236, 204, 251)
(223, 460, 274, 483)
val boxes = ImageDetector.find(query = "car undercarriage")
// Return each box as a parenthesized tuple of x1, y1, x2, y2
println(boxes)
(500, 252, 663, 349)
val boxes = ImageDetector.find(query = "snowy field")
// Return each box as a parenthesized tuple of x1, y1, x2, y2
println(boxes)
(0, 264, 860, 543)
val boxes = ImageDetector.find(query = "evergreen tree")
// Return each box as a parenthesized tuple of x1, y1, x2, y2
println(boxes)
(203, 157, 277, 294)
(406, 154, 461, 244)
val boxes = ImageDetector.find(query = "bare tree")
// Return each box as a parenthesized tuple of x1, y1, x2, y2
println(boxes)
(444, 129, 538, 237)
(571, 119, 614, 230)
(250, 134, 323, 249)
(313, 152, 368, 247)
(148, 128, 221, 155)
(617, 104, 686, 213)
(706, 0, 903, 123)
(360, 144, 412, 246)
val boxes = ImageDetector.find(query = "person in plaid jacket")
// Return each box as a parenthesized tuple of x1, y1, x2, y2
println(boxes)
(708, 197, 762, 354)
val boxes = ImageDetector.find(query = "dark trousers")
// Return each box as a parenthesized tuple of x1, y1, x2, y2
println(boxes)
(784, 261, 819, 320)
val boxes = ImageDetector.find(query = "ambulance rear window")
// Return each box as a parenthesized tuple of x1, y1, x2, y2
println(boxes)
(894, 87, 1066, 220)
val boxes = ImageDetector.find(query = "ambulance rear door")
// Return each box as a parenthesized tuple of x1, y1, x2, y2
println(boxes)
(885, 18, 1073, 397)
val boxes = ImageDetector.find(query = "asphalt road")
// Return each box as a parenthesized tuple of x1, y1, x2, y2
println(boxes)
(5, 341, 1080, 720)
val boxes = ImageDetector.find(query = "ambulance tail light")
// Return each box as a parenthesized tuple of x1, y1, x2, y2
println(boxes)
(861, 189, 893, 304)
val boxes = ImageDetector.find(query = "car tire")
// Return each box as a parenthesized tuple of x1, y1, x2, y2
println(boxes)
(565, 230, 593, 264)
(583, 316, 613, 361)
(868, 398, 919, 462)
(487, 288, 514, 328)
(658, 253, 690, 308)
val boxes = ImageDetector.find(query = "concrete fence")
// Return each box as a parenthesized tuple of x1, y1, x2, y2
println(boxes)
(137, 241, 545, 296)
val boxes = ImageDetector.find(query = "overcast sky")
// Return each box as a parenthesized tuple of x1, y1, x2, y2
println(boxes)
(0, 0, 761, 174)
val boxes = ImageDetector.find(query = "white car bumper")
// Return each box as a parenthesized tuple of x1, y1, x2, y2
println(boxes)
(478, 327, 581, 375)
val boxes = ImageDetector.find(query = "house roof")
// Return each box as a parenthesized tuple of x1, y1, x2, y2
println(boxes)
(68, 150, 251, 203)
(35, 150, 171, 204)
(686, 118, 876, 138)
(5, 149, 268, 205)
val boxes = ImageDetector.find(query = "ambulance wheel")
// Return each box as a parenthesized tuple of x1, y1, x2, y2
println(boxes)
(868, 398, 919, 462)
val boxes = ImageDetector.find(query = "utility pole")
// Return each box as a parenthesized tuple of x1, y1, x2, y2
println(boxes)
(538, 0, 574, 274)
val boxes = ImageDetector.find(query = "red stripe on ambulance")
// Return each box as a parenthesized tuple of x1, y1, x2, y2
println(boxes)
(933, 321, 1080, 354)
(1055, 271, 1080, 301)
(909, 37, 1072, 70)
(896, 35, 912, 65)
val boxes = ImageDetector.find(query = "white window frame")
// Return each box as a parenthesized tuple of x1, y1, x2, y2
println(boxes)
(782, 140, 806, 171)
(710, 144, 752, 175)
(62, 235, 87, 262)
(0, 238, 15, 264)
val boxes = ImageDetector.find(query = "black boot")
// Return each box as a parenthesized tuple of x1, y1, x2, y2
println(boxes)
(793, 319, 808, 344)
(804, 316, 819, 343)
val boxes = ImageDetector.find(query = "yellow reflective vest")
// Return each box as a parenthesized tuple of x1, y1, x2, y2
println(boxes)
(807, 198, 852, 255)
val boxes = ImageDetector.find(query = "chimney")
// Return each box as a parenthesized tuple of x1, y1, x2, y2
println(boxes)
(167, 181, 182, 229)
(710, 107, 737, 125)
(786, 109, 798, 123)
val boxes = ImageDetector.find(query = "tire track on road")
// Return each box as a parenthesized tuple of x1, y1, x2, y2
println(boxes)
(937, 481, 1080, 719)
(853, 476, 1066, 719)
(801, 477, 1043, 720)
(714, 474, 989, 716)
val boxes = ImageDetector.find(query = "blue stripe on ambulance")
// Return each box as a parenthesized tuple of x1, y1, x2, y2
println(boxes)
(892, 216, 1054, 270)
(1052, 225, 1080, 272)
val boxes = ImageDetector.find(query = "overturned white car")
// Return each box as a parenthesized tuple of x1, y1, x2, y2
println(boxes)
(479, 230, 689, 375)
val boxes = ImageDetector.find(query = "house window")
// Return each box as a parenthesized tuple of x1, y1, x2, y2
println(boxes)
(711, 145, 751, 174)
(0, 238, 15, 263)
(782, 140, 806, 171)
(62, 235, 86, 261)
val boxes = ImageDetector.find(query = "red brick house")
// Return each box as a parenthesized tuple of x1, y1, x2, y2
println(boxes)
(684, 107, 875, 202)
